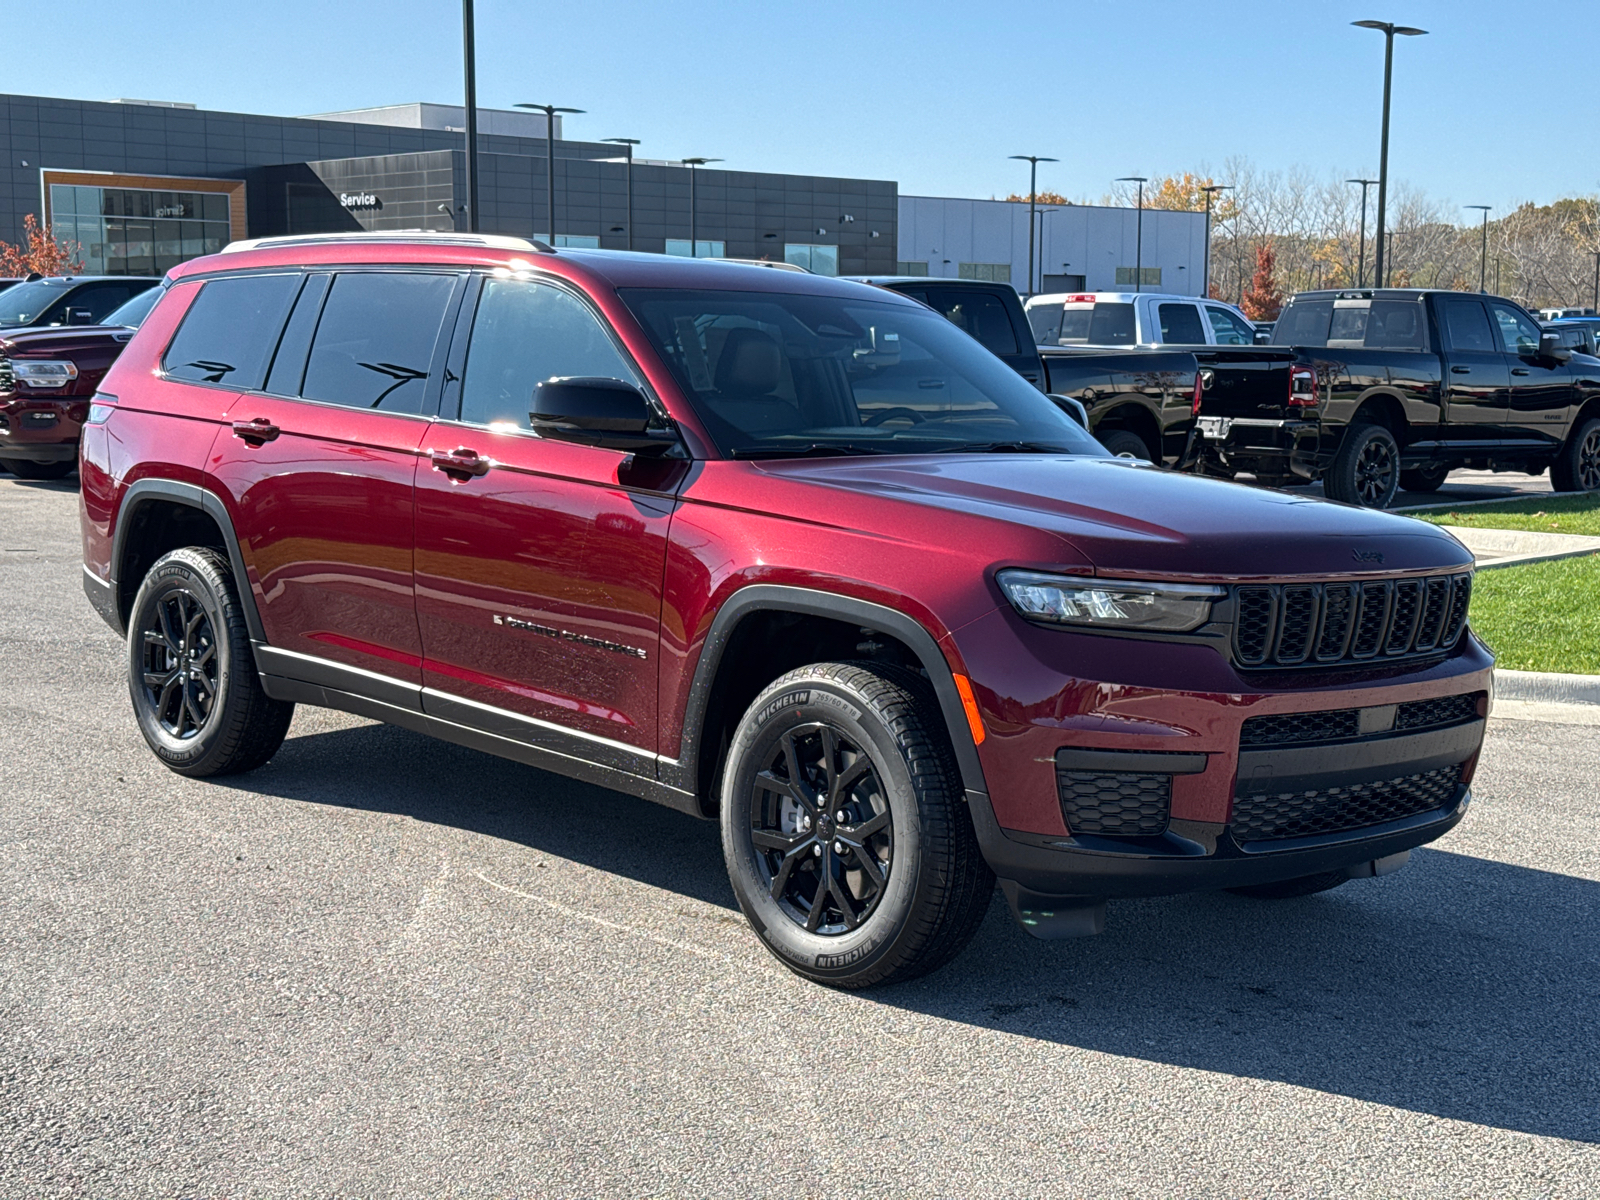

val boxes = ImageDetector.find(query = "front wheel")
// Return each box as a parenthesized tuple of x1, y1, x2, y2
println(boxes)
(5, 458, 74, 481)
(1551, 417, 1600, 493)
(1399, 463, 1449, 493)
(128, 547, 294, 776)
(1324, 423, 1401, 508)
(1097, 428, 1153, 461)
(720, 662, 993, 989)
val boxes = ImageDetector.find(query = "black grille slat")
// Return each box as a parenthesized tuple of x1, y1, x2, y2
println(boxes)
(0, 357, 13, 392)
(1057, 771, 1170, 836)
(1230, 764, 1463, 842)
(1386, 580, 1424, 655)
(1231, 573, 1470, 671)
(1351, 582, 1391, 657)
(1315, 584, 1356, 660)
(1235, 587, 1276, 666)
(1240, 708, 1361, 746)
(1274, 586, 1318, 664)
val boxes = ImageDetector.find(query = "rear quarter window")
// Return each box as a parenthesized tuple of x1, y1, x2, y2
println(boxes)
(162, 273, 302, 389)
(1273, 300, 1333, 346)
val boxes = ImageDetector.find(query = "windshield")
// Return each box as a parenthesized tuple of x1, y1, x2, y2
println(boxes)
(621, 288, 1106, 459)
(103, 286, 161, 329)
(0, 280, 73, 327)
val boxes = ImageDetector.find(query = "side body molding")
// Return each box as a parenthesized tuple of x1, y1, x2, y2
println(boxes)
(662, 584, 991, 807)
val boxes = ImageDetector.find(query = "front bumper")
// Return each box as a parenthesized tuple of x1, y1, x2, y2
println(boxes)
(0, 397, 85, 461)
(1197, 415, 1321, 479)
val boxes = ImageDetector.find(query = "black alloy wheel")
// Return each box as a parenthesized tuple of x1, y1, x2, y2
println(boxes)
(1399, 463, 1449, 494)
(140, 587, 219, 740)
(751, 723, 893, 935)
(1325, 423, 1401, 508)
(1352, 436, 1396, 505)
(1580, 426, 1600, 491)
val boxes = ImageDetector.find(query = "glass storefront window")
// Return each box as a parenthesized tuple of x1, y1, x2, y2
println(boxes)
(665, 239, 726, 258)
(784, 244, 839, 276)
(48, 183, 233, 276)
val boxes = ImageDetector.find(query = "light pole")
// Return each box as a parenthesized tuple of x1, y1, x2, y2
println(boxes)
(681, 158, 722, 256)
(1346, 178, 1378, 287)
(1034, 208, 1060, 293)
(1116, 176, 1148, 292)
(1009, 154, 1058, 298)
(461, 0, 479, 232)
(603, 138, 640, 250)
(1200, 183, 1231, 298)
(1353, 20, 1427, 288)
(1465, 205, 1491, 292)
(515, 102, 585, 244)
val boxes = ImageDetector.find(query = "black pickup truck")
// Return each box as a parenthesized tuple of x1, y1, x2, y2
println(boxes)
(1199, 288, 1600, 507)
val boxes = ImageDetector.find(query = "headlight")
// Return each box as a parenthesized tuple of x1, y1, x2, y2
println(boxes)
(12, 360, 79, 389)
(997, 569, 1224, 632)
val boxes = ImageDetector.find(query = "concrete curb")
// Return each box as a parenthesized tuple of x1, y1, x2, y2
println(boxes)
(1393, 493, 1556, 513)
(1496, 669, 1600, 706)
(1441, 525, 1600, 570)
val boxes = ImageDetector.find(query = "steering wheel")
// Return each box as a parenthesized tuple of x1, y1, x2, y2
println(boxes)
(864, 406, 926, 427)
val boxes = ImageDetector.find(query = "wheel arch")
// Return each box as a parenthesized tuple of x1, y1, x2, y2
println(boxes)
(1347, 390, 1409, 443)
(1092, 400, 1161, 460)
(111, 479, 264, 642)
(666, 585, 989, 818)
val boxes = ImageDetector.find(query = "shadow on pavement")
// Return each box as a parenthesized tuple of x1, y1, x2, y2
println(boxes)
(226, 718, 1598, 1145)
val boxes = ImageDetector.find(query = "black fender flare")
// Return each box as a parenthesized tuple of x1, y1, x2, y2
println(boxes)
(663, 584, 991, 807)
(108, 478, 266, 642)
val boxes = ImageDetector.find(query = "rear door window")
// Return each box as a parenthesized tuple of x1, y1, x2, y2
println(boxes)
(1362, 300, 1426, 350)
(1204, 305, 1256, 345)
(1085, 303, 1136, 345)
(1489, 303, 1541, 355)
(1439, 297, 1497, 352)
(1273, 300, 1333, 346)
(162, 273, 302, 388)
(300, 272, 458, 413)
(918, 289, 1019, 356)
(1026, 302, 1064, 344)
(1157, 302, 1207, 344)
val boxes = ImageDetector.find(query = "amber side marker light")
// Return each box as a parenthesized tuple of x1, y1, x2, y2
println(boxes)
(952, 673, 986, 745)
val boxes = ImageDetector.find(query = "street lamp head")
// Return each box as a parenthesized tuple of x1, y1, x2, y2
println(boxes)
(515, 103, 586, 114)
(681, 157, 722, 166)
(603, 137, 640, 146)
(1115, 176, 1148, 183)
(1395, 25, 1427, 35)
(1346, 177, 1379, 186)
(1352, 20, 1426, 34)
(1201, 183, 1233, 194)
(1009, 155, 1059, 163)
(1465, 205, 1491, 212)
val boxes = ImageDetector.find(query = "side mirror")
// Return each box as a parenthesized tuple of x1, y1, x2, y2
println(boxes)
(1047, 393, 1090, 427)
(1538, 331, 1573, 362)
(1253, 329, 1273, 345)
(531, 377, 679, 455)
(64, 307, 96, 326)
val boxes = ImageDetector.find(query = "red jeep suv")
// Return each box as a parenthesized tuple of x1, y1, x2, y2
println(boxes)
(80, 233, 1492, 988)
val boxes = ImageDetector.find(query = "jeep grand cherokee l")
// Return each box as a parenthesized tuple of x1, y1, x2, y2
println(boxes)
(81, 233, 1492, 989)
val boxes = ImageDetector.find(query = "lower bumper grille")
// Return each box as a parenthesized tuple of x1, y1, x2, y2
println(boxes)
(1230, 763, 1462, 843)
(1058, 770, 1171, 836)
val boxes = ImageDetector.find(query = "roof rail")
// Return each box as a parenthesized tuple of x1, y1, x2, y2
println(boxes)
(221, 231, 554, 254)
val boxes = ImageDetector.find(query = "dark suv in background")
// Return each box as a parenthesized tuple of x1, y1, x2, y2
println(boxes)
(0, 275, 162, 331)
(84, 234, 1491, 988)
(0, 286, 162, 479)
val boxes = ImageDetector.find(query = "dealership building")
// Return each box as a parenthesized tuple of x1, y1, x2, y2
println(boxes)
(0, 92, 1203, 292)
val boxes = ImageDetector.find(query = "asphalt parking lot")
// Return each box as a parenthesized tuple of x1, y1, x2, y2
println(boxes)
(2, 475, 1597, 1198)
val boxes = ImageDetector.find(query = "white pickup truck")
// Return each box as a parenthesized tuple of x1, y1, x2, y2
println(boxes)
(1025, 291, 1263, 349)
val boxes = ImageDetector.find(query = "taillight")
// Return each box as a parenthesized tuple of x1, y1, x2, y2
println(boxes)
(1288, 364, 1317, 408)
(1191, 372, 1204, 415)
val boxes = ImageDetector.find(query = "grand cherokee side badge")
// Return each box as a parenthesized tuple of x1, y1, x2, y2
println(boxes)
(1352, 549, 1385, 564)
(493, 614, 647, 659)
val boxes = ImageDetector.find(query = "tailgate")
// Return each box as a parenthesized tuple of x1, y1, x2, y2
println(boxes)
(1195, 348, 1297, 419)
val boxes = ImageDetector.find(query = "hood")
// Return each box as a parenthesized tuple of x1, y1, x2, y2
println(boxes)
(0, 324, 135, 356)
(754, 454, 1472, 579)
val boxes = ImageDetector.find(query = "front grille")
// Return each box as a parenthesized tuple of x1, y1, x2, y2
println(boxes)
(1230, 573, 1471, 670)
(1058, 770, 1170, 836)
(0, 356, 12, 393)
(1239, 692, 1483, 748)
(1230, 763, 1462, 842)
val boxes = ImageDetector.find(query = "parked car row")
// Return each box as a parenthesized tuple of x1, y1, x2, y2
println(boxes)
(81, 231, 1491, 988)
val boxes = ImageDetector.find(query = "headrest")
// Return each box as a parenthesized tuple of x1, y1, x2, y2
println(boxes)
(714, 327, 782, 396)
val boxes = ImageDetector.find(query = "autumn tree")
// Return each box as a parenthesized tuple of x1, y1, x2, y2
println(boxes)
(1240, 244, 1283, 320)
(0, 214, 84, 277)
(1003, 190, 1073, 206)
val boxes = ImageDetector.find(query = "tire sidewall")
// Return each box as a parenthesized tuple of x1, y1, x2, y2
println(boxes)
(1332, 424, 1399, 508)
(1097, 429, 1151, 461)
(721, 673, 929, 985)
(127, 552, 239, 771)
(1559, 418, 1600, 493)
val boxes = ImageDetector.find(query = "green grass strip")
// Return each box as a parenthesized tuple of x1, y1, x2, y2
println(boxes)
(1468, 554, 1600, 674)
(1412, 493, 1600, 536)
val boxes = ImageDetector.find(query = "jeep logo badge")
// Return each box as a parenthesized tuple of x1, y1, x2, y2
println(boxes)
(1352, 549, 1385, 564)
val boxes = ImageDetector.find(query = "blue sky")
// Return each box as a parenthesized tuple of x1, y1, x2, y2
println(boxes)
(29, 0, 1596, 214)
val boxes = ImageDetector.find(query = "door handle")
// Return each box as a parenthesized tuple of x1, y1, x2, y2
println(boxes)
(1511, 367, 1530, 376)
(1450, 366, 1471, 374)
(430, 447, 490, 478)
(231, 417, 280, 444)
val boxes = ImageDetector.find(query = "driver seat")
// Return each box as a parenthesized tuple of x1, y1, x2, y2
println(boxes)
(705, 328, 802, 433)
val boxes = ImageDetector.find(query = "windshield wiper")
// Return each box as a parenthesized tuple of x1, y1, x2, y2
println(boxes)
(933, 441, 1075, 454)
(730, 443, 891, 459)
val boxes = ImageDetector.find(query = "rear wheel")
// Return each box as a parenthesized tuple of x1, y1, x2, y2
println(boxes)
(720, 662, 993, 989)
(128, 547, 293, 776)
(6, 458, 74, 481)
(1227, 870, 1349, 899)
(1097, 428, 1153, 461)
(1551, 417, 1600, 492)
(1323, 423, 1400, 508)
(1399, 463, 1449, 493)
